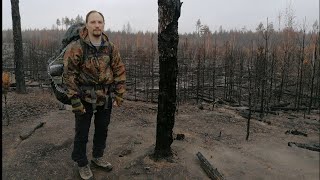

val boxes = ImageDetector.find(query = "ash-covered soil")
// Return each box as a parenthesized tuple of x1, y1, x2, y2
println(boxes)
(2, 87, 320, 180)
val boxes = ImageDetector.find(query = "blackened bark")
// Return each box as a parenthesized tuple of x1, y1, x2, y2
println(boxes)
(154, 0, 182, 158)
(151, 34, 155, 103)
(297, 29, 306, 111)
(11, 0, 26, 93)
(212, 37, 217, 109)
(196, 50, 201, 103)
(246, 42, 254, 141)
(308, 37, 317, 113)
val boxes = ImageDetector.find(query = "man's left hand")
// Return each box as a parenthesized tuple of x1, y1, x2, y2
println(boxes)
(113, 100, 119, 107)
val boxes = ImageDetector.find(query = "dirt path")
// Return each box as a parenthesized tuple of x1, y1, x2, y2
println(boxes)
(2, 89, 320, 179)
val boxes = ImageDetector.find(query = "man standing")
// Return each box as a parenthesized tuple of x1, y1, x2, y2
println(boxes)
(63, 10, 126, 180)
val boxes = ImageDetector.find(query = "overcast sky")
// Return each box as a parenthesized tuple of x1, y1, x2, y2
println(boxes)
(2, 0, 319, 33)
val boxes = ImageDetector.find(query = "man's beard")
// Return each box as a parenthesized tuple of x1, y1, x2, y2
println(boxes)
(93, 30, 102, 37)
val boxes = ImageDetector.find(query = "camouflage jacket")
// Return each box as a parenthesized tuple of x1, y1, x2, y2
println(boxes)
(63, 27, 126, 106)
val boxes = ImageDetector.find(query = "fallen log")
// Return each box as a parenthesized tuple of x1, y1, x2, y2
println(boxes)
(239, 109, 277, 118)
(239, 110, 259, 120)
(257, 119, 272, 125)
(196, 152, 225, 180)
(251, 109, 278, 115)
(285, 130, 308, 137)
(20, 122, 46, 140)
(270, 107, 309, 111)
(270, 102, 291, 108)
(288, 142, 320, 152)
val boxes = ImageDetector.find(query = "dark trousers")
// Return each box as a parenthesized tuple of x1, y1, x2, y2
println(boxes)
(72, 99, 112, 167)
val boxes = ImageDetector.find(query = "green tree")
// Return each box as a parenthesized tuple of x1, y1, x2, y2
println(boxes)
(70, 18, 75, 26)
(196, 19, 202, 35)
(64, 17, 70, 29)
(56, 18, 61, 29)
(75, 14, 84, 23)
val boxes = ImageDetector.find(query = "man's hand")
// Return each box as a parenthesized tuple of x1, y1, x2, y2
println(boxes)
(113, 95, 123, 107)
(113, 100, 119, 107)
(71, 98, 86, 115)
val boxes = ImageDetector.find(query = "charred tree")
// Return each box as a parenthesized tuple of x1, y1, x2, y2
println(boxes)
(267, 49, 276, 108)
(150, 34, 155, 103)
(154, 0, 182, 158)
(278, 32, 290, 103)
(196, 48, 201, 104)
(246, 41, 254, 141)
(10, 0, 26, 93)
(259, 19, 272, 118)
(238, 50, 244, 106)
(308, 33, 318, 113)
(224, 42, 230, 100)
(212, 35, 217, 108)
(182, 38, 189, 102)
(134, 57, 137, 100)
(295, 27, 306, 111)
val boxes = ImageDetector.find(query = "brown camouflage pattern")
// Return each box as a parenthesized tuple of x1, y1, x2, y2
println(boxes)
(63, 27, 126, 106)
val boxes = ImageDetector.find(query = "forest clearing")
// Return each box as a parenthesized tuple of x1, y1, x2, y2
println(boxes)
(3, 0, 319, 179)
(2, 87, 319, 180)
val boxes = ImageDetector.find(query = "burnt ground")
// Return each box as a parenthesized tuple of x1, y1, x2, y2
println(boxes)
(2, 87, 320, 180)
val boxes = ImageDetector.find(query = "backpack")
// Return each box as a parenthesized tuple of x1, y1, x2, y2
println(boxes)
(48, 23, 86, 105)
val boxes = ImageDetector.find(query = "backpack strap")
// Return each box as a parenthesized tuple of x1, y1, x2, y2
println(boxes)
(107, 42, 115, 93)
(108, 42, 113, 69)
(79, 39, 88, 63)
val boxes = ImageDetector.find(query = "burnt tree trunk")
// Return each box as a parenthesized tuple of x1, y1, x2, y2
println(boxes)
(267, 49, 276, 109)
(246, 41, 254, 141)
(196, 49, 201, 104)
(308, 35, 318, 113)
(154, 0, 182, 158)
(134, 58, 137, 100)
(297, 29, 306, 111)
(11, 0, 26, 93)
(150, 34, 155, 103)
(238, 52, 244, 106)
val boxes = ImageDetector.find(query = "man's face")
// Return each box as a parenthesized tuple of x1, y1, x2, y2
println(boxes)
(86, 12, 105, 37)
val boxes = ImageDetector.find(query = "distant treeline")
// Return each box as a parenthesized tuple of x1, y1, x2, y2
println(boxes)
(2, 18, 320, 113)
